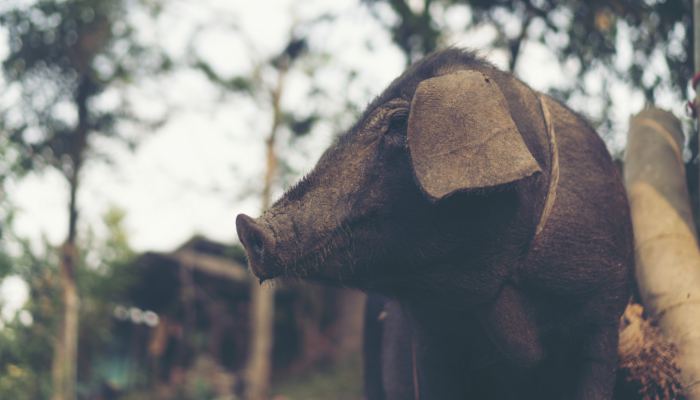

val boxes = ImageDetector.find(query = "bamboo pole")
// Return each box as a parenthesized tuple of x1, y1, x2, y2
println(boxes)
(694, 0, 700, 213)
(624, 107, 700, 399)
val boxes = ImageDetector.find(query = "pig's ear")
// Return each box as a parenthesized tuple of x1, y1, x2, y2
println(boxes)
(407, 70, 541, 202)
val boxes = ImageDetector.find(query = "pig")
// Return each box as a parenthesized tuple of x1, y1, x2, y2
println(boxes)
(236, 48, 632, 399)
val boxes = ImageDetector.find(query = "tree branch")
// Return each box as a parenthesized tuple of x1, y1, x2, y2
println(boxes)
(508, 14, 533, 72)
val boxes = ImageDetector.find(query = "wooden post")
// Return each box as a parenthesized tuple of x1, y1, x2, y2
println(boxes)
(624, 108, 700, 399)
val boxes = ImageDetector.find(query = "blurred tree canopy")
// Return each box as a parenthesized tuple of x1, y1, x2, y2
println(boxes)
(0, 0, 168, 175)
(0, 0, 165, 398)
(365, 0, 690, 130)
(192, 20, 325, 399)
(190, 21, 345, 190)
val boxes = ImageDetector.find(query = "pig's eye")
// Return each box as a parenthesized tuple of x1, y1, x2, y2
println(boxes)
(380, 109, 408, 149)
(385, 109, 408, 135)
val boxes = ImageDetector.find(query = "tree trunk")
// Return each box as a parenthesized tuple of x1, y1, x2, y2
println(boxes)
(624, 107, 700, 399)
(51, 178, 81, 400)
(51, 77, 90, 400)
(245, 137, 277, 400)
(245, 65, 286, 400)
(51, 243, 79, 400)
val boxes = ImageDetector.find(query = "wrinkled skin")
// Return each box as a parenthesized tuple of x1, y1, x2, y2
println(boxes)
(237, 49, 632, 399)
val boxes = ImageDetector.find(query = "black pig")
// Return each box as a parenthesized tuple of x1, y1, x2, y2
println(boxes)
(236, 48, 632, 399)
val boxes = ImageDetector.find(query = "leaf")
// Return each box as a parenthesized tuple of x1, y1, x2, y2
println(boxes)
(282, 112, 319, 137)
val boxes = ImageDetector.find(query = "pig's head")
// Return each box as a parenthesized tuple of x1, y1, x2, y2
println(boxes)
(237, 50, 541, 297)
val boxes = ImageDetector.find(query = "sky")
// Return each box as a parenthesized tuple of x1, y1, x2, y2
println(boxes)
(0, 0, 688, 316)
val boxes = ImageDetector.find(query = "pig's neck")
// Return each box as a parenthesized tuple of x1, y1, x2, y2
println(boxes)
(388, 242, 518, 309)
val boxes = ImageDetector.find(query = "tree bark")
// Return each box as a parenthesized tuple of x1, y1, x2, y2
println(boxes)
(51, 77, 90, 400)
(51, 243, 79, 400)
(624, 107, 700, 399)
(51, 179, 81, 400)
(244, 146, 276, 400)
(245, 63, 287, 400)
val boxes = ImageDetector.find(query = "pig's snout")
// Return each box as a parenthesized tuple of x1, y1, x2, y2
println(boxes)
(236, 214, 277, 279)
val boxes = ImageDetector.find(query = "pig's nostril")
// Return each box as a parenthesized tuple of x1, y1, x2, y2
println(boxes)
(236, 214, 272, 264)
(250, 233, 264, 257)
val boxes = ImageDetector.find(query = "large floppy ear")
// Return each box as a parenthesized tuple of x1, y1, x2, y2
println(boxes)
(407, 70, 541, 202)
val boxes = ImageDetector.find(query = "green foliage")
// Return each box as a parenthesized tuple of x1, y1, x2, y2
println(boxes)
(0, 350, 48, 399)
(98, 207, 135, 266)
(0, 207, 138, 398)
(192, 23, 337, 204)
(282, 112, 320, 137)
(0, 138, 21, 251)
(0, 250, 11, 279)
(366, 0, 441, 64)
(0, 0, 167, 176)
(0, 2, 165, 395)
(271, 355, 363, 400)
(74, 208, 141, 395)
(193, 60, 255, 95)
(0, 238, 60, 400)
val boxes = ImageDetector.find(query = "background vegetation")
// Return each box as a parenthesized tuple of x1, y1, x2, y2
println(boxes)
(0, 0, 693, 399)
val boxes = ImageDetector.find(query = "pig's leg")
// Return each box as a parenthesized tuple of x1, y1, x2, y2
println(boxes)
(477, 284, 544, 368)
(571, 323, 619, 400)
(380, 300, 415, 400)
(363, 294, 387, 400)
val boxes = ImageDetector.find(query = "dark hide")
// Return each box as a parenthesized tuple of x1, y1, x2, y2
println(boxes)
(236, 48, 633, 399)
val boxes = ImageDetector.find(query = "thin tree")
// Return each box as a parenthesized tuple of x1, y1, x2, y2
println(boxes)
(0, 1, 165, 398)
(246, 55, 284, 400)
(193, 28, 317, 398)
(244, 37, 310, 400)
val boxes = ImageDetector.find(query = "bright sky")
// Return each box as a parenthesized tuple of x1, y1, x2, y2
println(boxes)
(0, 0, 687, 316)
